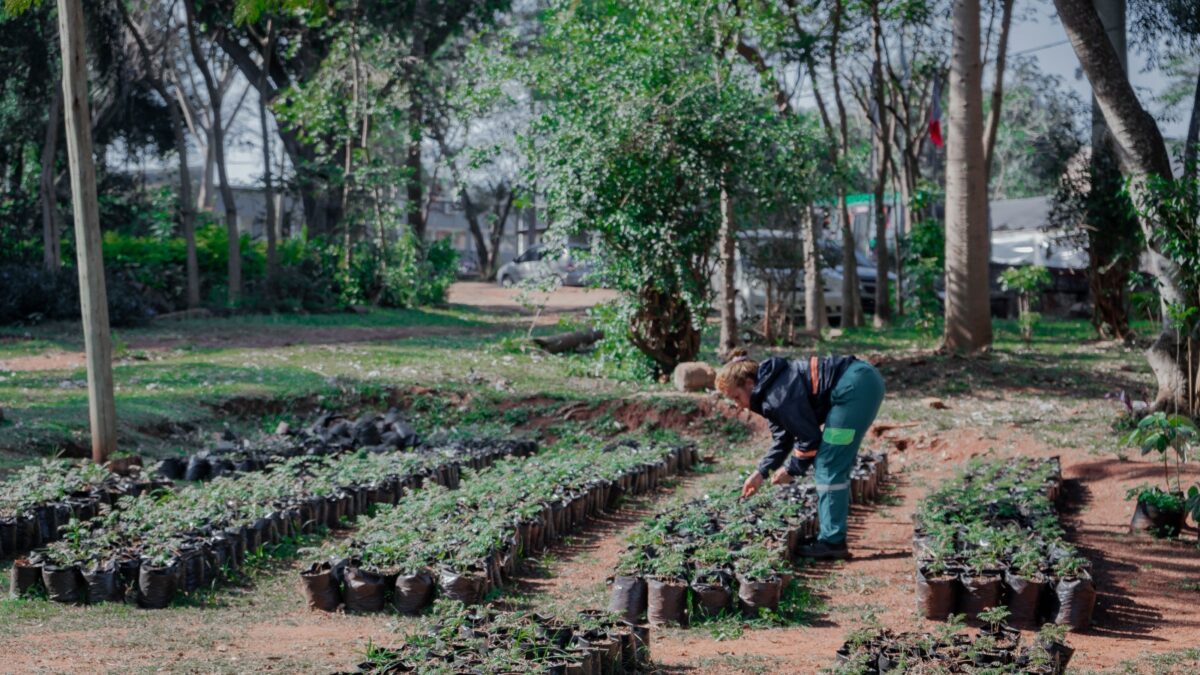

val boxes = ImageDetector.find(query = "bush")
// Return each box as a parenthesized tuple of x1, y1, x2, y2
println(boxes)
(0, 264, 154, 327)
(380, 235, 458, 308)
(1, 224, 457, 327)
(335, 235, 458, 309)
(570, 300, 657, 381)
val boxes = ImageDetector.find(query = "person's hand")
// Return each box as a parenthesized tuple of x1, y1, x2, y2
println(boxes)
(741, 471, 764, 499)
(771, 466, 792, 485)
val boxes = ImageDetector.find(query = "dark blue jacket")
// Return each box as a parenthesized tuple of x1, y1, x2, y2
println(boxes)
(749, 355, 856, 478)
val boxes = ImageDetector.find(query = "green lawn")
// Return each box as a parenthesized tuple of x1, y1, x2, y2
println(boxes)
(0, 309, 1159, 473)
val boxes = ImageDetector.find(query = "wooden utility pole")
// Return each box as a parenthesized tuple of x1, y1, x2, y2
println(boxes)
(56, 0, 117, 463)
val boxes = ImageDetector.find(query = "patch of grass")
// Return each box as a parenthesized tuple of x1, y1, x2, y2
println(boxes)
(687, 653, 784, 674)
(688, 577, 825, 640)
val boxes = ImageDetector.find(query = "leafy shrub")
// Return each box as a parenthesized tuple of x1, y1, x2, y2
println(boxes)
(0, 264, 153, 327)
(902, 187, 945, 335)
(381, 235, 458, 308)
(570, 300, 657, 381)
(999, 265, 1051, 343)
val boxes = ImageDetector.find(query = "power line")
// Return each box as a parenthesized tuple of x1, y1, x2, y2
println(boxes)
(1009, 37, 1072, 57)
(1007, 25, 1125, 58)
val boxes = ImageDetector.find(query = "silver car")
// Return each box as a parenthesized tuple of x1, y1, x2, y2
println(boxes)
(718, 230, 845, 326)
(496, 244, 593, 288)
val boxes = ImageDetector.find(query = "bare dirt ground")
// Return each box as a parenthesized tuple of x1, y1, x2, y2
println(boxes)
(447, 281, 618, 315)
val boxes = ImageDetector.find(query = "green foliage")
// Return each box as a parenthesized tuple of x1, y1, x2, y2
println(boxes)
(1124, 412, 1196, 496)
(1124, 154, 1200, 383)
(989, 58, 1084, 199)
(373, 235, 458, 309)
(998, 265, 1052, 296)
(528, 0, 829, 374)
(999, 265, 1051, 344)
(1126, 484, 1185, 511)
(902, 186, 945, 335)
(569, 300, 658, 382)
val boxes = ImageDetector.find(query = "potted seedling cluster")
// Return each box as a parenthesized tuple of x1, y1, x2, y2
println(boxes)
(356, 601, 651, 674)
(1123, 412, 1195, 538)
(1, 458, 168, 562)
(912, 456, 1095, 630)
(9, 437, 535, 607)
(834, 614, 1074, 674)
(609, 452, 888, 626)
(302, 440, 699, 613)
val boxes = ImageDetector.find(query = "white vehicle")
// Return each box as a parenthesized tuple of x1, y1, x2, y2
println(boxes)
(495, 243, 593, 288)
(716, 229, 845, 326)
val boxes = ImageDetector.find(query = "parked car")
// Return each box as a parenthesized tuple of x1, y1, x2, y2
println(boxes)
(495, 244, 593, 288)
(820, 241, 900, 314)
(718, 230, 844, 327)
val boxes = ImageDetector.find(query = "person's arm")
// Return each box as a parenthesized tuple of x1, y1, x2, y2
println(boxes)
(785, 450, 816, 476)
(757, 420, 795, 478)
(742, 421, 793, 498)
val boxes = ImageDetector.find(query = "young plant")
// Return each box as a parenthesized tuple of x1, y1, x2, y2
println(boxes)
(977, 605, 1011, 634)
(1124, 411, 1195, 497)
(999, 265, 1051, 344)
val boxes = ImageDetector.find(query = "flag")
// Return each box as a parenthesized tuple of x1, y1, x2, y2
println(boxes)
(928, 76, 944, 148)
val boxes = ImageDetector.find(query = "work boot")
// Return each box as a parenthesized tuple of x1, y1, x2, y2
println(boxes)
(797, 540, 850, 560)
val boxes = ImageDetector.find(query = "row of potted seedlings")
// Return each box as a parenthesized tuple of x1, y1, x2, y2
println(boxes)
(158, 408, 422, 481)
(0, 459, 169, 560)
(356, 601, 651, 674)
(9, 438, 537, 607)
(608, 452, 889, 626)
(834, 609, 1074, 674)
(301, 440, 699, 614)
(912, 455, 1096, 629)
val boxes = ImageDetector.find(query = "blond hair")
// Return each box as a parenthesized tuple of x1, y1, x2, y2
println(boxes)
(715, 347, 759, 396)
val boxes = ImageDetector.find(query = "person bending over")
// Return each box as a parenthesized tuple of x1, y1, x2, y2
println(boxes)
(716, 348, 885, 560)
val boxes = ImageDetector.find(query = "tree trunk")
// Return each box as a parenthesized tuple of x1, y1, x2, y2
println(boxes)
(830, 0, 862, 328)
(184, 0, 239, 305)
(462, 189, 491, 275)
(718, 173, 738, 356)
(56, 0, 117, 463)
(944, 0, 994, 353)
(1182, 58, 1200, 181)
(489, 191, 514, 280)
(260, 83, 277, 290)
(802, 206, 826, 332)
(1086, 0, 1132, 340)
(1055, 0, 1193, 411)
(982, 0, 1015, 177)
(870, 3, 892, 327)
(406, 2, 429, 244)
(197, 137, 215, 210)
(40, 86, 63, 272)
(214, 114, 240, 305)
(170, 99, 200, 309)
(838, 191, 862, 326)
(406, 96, 426, 242)
(119, 3, 199, 309)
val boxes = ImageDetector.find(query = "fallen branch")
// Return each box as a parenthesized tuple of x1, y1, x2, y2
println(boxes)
(532, 328, 604, 354)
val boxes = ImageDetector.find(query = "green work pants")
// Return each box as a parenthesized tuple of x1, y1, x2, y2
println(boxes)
(814, 360, 885, 544)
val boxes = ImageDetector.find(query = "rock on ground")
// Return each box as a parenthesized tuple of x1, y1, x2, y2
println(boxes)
(673, 362, 716, 392)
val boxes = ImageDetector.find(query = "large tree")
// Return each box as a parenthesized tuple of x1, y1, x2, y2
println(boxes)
(1056, 0, 1199, 412)
(943, 0, 992, 352)
(120, 0, 202, 308)
(532, 0, 827, 372)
